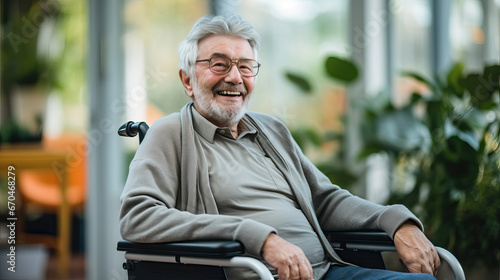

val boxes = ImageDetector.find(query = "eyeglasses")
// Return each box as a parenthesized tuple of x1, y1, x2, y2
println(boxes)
(195, 55, 261, 77)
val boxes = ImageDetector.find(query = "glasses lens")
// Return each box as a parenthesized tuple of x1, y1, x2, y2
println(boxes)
(208, 56, 260, 76)
(238, 59, 259, 76)
(210, 57, 231, 74)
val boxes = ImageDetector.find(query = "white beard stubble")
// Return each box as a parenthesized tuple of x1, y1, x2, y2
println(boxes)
(192, 81, 252, 127)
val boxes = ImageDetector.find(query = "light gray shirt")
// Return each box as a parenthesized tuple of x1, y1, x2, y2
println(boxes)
(192, 108, 329, 278)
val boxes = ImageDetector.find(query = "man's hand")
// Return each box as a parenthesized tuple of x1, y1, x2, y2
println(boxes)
(261, 233, 313, 280)
(394, 221, 440, 276)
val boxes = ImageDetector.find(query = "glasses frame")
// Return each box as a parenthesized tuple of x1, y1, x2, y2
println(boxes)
(195, 56, 261, 77)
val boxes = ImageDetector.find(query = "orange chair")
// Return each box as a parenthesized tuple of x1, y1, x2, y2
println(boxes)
(17, 134, 86, 277)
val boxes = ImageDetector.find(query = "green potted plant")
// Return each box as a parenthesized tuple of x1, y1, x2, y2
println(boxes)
(286, 57, 500, 271)
(364, 63, 500, 270)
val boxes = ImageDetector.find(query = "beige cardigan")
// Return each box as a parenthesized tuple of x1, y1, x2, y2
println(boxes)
(119, 102, 422, 263)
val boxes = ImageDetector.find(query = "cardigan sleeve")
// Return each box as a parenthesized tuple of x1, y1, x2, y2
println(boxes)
(296, 141, 423, 238)
(119, 114, 276, 257)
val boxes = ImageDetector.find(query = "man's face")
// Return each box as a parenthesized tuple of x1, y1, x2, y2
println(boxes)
(184, 35, 256, 127)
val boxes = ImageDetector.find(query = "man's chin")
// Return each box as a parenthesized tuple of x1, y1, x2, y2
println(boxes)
(212, 108, 246, 126)
(194, 94, 251, 126)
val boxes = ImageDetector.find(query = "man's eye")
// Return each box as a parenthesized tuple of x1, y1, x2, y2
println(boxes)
(213, 62, 228, 67)
(239, 65, 252, 73)
(211, 60, 230, 70)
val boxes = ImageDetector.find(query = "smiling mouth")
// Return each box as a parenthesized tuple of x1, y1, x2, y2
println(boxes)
(217, 91, 242, 97)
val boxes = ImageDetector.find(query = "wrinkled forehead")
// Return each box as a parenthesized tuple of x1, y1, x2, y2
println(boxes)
(197, 34, 255, 60)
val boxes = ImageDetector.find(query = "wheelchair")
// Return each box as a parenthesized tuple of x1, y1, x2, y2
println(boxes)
(117, 121, 465, 280)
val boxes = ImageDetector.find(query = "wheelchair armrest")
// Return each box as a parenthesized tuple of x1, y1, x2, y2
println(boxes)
(117, 240, 245, 258)
(325, 230, 396, 251)
(326, 231, 465, 280)
(118, 240, 275, 280)
(325, 231, 394, 269)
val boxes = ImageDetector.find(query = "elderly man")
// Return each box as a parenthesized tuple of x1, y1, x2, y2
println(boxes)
(120, 14, 440, 280)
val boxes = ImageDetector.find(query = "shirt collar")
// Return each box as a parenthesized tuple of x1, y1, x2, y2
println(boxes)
(191, 106, 258, 143)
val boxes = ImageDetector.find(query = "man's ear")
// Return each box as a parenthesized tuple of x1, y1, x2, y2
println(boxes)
(179, 69, 194, 98)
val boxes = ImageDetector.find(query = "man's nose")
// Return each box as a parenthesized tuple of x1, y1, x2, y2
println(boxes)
(223, 64, 243, 84)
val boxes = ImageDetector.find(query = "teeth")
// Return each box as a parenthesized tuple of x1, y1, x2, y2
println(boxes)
(218, 91, 241, 96)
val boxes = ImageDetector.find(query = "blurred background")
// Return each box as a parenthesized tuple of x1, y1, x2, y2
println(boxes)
(0, 0, 499, 279)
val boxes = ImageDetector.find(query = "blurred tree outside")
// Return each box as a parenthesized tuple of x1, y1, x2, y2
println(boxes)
(1, 0, 87, 143)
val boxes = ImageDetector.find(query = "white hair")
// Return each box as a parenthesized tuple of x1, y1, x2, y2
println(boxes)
(178, 14, 261, 79)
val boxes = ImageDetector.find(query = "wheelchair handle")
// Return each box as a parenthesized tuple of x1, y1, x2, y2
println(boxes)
(118, 121, 149, 144)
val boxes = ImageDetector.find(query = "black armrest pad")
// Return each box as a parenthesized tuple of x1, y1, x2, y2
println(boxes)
(325, 231, 394, 246)
(117, 240, 245, 258)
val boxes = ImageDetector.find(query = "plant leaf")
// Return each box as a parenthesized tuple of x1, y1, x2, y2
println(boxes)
(447, 62, 465, 97)
(483, 65, 500, 88)
(324, 56, 359, 83)
(285, 71, 312, 93)
(375, 108, 431, 153)
(461, 74, 496, 109)
(444, 119, 479, 151)
(401, 71, 436, 91)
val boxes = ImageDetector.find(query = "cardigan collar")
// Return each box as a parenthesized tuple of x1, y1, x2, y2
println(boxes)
(191, 106, 258, 143)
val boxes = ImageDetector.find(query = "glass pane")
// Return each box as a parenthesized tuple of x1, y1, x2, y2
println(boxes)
(392, 0, 432, 107)
(392, 0, 432, 76)
(235, 0, 350, 161)
(123, 0, 208, 124)
(450, 0, 485, 72)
